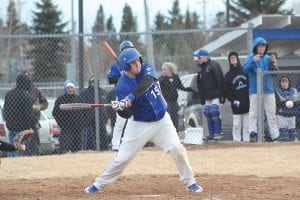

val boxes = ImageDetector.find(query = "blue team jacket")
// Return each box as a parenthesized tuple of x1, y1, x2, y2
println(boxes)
(115, 63, 167, 122)
(243, 37, 274, 95)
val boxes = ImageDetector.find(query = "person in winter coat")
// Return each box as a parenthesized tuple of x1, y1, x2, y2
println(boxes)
(22, 71, 48, 156)
(224, 52, 250, 142)
(243, 37, 280, 142)
(3, 74, 37, 157)
(159, 62, 195, 131)
(275, 75, 300, 141)
(52, 80, 85, 154)
(80, 75, 110, 150)
(194, 49, 225, 140)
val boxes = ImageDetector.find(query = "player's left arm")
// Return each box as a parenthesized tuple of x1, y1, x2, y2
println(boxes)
(126, 64, 157, 102)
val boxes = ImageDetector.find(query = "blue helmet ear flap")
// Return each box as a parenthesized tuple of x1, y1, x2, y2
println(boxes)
(123, 63, 131, 71)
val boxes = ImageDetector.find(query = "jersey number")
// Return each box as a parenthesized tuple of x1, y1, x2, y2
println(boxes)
(150, 85, 161, 99)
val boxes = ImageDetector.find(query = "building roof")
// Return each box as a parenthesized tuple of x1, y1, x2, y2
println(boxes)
(195, 15, 300, 58)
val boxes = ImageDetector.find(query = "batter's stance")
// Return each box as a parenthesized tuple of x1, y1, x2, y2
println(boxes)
(84, 48, 203, 193)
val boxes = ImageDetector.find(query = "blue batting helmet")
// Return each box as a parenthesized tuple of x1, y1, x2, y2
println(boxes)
(119, 40, 134, 52)
(118, 48, 142, 71)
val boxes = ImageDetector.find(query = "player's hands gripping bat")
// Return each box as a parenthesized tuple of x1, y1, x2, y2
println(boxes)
(13, 129, 34, 151)
(111, 99, 132, 111)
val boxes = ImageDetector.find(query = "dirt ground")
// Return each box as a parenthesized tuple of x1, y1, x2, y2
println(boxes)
(0, 142, 300, 200)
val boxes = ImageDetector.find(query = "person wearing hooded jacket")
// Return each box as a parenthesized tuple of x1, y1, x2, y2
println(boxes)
(194, 49, 225, 140)
(275, 76, 300, 141)
(224, 52, 250, 141)
(80, 75, 110, 150)
(3, 74, 37, 157)
(52, 80, 85, 154)
(22, 71, 48, 156)
(243, 37, 280, 142)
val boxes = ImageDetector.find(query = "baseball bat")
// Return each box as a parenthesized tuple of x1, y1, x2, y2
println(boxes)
(59, 103, 112, 110)
(102, 41, 118, 61)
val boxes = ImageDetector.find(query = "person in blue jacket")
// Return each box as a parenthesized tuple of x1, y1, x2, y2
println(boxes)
(84, 48, 203, 194)
(243, 37, 279, 142)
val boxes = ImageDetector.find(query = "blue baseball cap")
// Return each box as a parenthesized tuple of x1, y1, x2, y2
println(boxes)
(194, 49, 209, 58)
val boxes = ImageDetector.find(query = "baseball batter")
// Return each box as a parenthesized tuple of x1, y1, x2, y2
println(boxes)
(84, 48, 203, 193)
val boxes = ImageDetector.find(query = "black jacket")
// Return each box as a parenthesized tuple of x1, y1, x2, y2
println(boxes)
(196, 59, 225, 105)
(80, 86, 109, 126)
(159, 74, 193, 103)
(224, 52, 249, 114)
(52, 93, 85, 131)
(4, 74, 37, 132)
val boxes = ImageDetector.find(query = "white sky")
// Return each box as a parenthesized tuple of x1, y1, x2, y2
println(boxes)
(0, 0, 226, 33)
(0, 0, 298, 33)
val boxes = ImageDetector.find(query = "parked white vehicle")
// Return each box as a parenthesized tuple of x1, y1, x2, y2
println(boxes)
(0, 100, 56, 155)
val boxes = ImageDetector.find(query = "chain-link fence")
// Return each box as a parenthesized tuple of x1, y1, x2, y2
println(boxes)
(0, 26, 299, 156)
(256, 70, 300, 142)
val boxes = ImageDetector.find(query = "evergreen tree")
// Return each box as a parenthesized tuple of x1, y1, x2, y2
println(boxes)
(227, 0, 293, 27)
(28, 0, 69, 82)
(154, 12, 169, 30)
(168, 0, 184, 30)
(119, 3, 138, 43)
(106, 15, 117, 42)
(92, 5, 105, 33)
(3, 0, 30, 82)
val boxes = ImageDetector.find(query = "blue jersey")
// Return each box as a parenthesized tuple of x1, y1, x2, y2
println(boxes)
(115, 63, 167, 122)
(107, 61, 123, 79)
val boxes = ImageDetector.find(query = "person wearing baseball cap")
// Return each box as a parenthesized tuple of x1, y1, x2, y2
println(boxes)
(194, 48, 225, 141)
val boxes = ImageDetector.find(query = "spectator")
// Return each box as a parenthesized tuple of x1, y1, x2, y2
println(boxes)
(3, 74, 37, 157)
(106, 40, 133, 151)
(52, 80, 85, 154)
(159, 62, 195, 131)
(243, 37, 280, 142)
(80, 75, 110, 150)
(23, 71, 48, 156)
(275, 75, 299, 141)
(224, 52, 250, 142)
(194, 49, 225, 140)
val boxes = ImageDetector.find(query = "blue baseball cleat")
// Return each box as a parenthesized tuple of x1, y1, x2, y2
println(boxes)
(187, 183, 204, 193)
(84, 185, 101, 193)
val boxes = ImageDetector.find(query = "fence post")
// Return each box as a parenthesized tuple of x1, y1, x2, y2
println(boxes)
(92, 35, 100, 151)
(247, 23, 254, 54)
(257, 68, 264, 142)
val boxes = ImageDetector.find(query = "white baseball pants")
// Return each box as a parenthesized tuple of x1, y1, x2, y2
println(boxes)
(93, 112, 196, 188)
(111, 113, 127, 150)
(232, 113, 249, 141)
(249, 93, 279, 139)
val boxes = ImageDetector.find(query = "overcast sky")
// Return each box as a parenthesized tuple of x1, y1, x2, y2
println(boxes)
(0, 0, 298, 33)
(0, 0, 226, 33)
